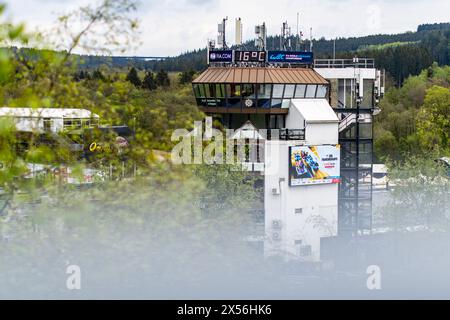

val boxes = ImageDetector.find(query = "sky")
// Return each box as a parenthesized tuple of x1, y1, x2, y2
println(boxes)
(3, 0, 450, 56)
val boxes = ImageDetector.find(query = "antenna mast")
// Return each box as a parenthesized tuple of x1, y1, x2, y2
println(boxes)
(280, 21, 291, 51)
(235, 17, 243, 48)
(296, 12, 299, 51)
(218, 17, 228, 49)
(255, 22, 267, 51)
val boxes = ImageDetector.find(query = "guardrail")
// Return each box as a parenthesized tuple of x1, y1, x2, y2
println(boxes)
(314, 58, 375, 69)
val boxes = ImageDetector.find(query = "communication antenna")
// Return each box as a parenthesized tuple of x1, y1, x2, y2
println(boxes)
(296, 12, 299, 51)
(206, 39, 215, 65)
(235, 18, 243, 47)
(255, 22, 267, 50)
(217, 17, 228, 49)
(280, 21, 291, 51)
(309, 27, 313, 52)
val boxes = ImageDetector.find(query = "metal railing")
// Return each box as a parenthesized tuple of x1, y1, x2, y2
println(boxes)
(266, 128, 305, 140)
(314, 58, 375, 69)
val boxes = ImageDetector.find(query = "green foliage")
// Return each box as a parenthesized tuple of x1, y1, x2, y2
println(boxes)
(125, 67, 141, 87)
(155, 69, 170, 87)
(142, 71, 157, 90)
(374, 64, 450, 161)
(179, 69, 195, 85)
(416, 85, 450, 153)
(378, 156, 450, 231)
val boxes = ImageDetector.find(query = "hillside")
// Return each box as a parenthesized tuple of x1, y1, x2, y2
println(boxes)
(73, 23, 450, 86)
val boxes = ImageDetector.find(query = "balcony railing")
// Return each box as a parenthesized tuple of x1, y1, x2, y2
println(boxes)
(267, 128, 305, 141)
(314, 58, 375, 69)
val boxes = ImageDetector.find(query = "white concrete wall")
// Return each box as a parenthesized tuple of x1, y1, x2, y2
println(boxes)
(264, 140, 338, 261)
(305, 123, 338, 145)
(285, 104, 305, 130)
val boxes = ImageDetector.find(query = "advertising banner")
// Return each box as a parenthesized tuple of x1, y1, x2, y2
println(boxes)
(267, 51, 314, 64)
(208, 50, 233, 63)
(289, 145, 340, 186)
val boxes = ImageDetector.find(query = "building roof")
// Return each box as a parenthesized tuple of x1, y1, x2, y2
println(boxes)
(0, 107, 99, 119)
(290, 99, 339, 123)
(193, 67, 328, 85)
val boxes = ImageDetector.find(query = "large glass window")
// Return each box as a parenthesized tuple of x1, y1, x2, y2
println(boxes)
(194, 84, 206, 98)
(305, 84, 317, 98)
(359, 122, 373, 139)
(227, 84, 241, 97)
(345, 79, 354, 108)
(272, 85, 284, 98)
(258, 99, 271, 108)
(257, 84, 272, 99)
(284, 85, 295, 98)
(216, 84, 225, 98)
(316, 85, 328, 98)
(362, 79, 374, 108)
(241, 84, 256, 98)
(205, 84, 216, 98)
(271, 99, 282, 108)
(294, 85, 306, 98)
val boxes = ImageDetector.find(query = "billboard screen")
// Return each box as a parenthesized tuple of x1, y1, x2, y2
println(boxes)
(267, 51, 314, 64)
(234, 50, 266, 62)
(208, 50, 233, 63)
(289, 145, 340, 186)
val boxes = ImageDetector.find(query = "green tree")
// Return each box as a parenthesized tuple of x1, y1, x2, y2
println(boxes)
(126, 67, 141, 87)
(141, 71, 157, 90)
(156, 69, 170, 87)
(416, 85, 450, 153)
(179, 69, 195, 85)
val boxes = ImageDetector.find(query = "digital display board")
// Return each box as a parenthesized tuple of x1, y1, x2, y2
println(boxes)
(267, 51, 314, 64)
(208, 50, 233, 63)
(234, 51, 266, 62)
(289, 145, 340, 186)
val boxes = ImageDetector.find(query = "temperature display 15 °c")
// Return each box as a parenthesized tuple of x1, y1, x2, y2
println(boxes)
(235, 51, 266, 62)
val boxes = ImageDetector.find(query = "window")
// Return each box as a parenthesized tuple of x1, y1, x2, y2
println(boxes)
(216, 84, 225, 98)
(43, 118, 52, 132)
(63, 118, 82, 130)
(194, 84, 206, 98)
(241, 84, 256, 98)
(281, 99, 290, 108)
(257, 84, 271, 99)
(227, 84, 241, 97)
(283, 85, 295, 98)
(205, 84, 216, 98)
(362, 79, 374, 108)
(271, 99, 282, 108)
(272, 84, 284, 98)
(316, 85, 328, 98)
(305, 84, 317, 98)
(294, 85, 306, 98)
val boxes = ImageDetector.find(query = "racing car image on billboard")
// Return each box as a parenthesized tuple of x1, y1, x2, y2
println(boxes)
(289, 145, 341, 186)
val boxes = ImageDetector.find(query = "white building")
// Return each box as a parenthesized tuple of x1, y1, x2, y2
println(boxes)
(0, 107, 99, 134)
(264, 99, 340, 261)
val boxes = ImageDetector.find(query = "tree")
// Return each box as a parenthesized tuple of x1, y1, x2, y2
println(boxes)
(416, 85, 450, 153)
(92, 68, 106, 81)
(142, 71, 157, 91)
(380, 156, 450, 231)
(126, 67, 141, 87)
(156, 69, 170, 87)
(179, 69, 195, 85)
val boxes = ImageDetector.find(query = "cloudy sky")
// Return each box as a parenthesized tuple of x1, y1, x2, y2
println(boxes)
(3, 0, 450, 56)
